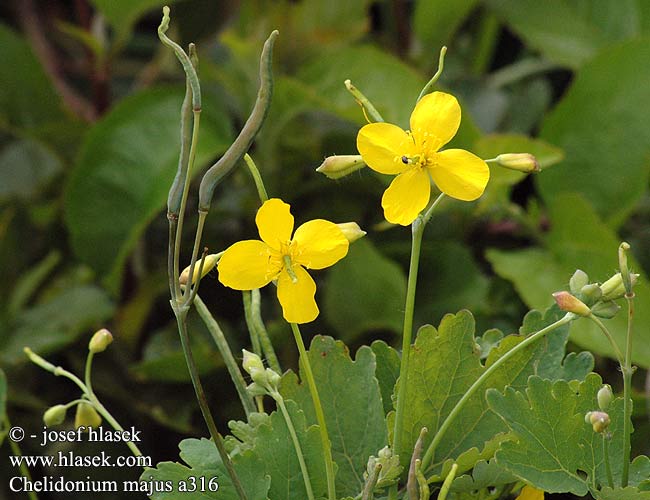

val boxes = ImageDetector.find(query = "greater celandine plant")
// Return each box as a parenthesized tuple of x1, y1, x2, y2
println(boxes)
(23, 7, 649, 500)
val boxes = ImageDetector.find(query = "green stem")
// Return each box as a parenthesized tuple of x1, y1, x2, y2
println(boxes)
(389, 194, 444, 500)
(621, 294, 635, 487)
(273, 393, 316, 500)
(244, 289, 281, 373)
(244, 154, 268, 202)
(604, 434, 614, 489)
(84, 351, 95, 395)
(194, 294, 256, 417)
(6, 416, 39, 500)
(471, 13, 499, 76)
(417, 46, 447, 102)
(290, 322, 336, 500)
(24, 348, 144, 458)
(421, 313, 575, 472)
(174, 311, 248, 500)
(361, 464, 382, 500)
(587, 315, 625, 368)
(345, 80, 384, 122)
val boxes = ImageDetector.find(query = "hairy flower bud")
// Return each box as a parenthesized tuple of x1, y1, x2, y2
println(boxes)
(336, 222, 366, 243)
(591, 301, 621, 319)
(179, 254, 220, 285)
(597, 385, 613, 411)
(88, 328, 113, 354)
(75, 402, 102, 430)
(586, 411, 611, 433)
(242, 349, 264, 375)
(494, 153, 540, 173)
(580, 283, 602, 304)
(552, 291, 590, 316)
(43, 405, 67, 426)
(316, 155, 365, 179)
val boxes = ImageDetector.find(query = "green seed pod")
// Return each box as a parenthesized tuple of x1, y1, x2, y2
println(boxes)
(43, 405, 67, 426)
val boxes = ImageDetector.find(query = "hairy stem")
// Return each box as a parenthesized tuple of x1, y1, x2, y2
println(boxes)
(421, 313, 575, 472)
(290, 323, 336, 500)
(194, 294, 256, 416)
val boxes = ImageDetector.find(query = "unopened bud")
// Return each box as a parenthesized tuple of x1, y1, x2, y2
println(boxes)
(179, 254, 220, 285)
(580, 283, 602, 304)
(619, 242, 633, 294)
(494, 153, 540, 173)
(591, 301, 621, 319)
(597, 385, 613, 411)
(43, 405, 67, 426)
(88, 328, 113, 354)
(316, 155, 365, 179)
(265, 368, 281, 388)
(337, 222, 366, 243)
(586, 411, 610, 433)
(599, 272, 639, 301)
(246, 382, 268, 397)
(242, 349, 264, 375)
(552, 291, 590, 316)
(74, 402, 102, 430)
(569, 270, 589, 294)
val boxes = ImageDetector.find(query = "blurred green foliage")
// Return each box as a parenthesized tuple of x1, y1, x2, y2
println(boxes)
(2, 1, 650, 497)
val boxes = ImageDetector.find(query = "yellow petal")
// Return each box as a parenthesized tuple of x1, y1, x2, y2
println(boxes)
(357, 122, 415, 175)
(410, 91, 461, 151)
(292, 219, 349, 270)
(217, 240, 279, 290)
(277, 265, 318, 324)
(256, 198, 294, 251)
(516, 485, 544, 500)
(430, 149, 489, 201)
(381, 167, 431, 226)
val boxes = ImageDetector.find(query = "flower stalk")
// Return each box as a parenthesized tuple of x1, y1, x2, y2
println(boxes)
(420, 313, 575, 473)
(290, 322, 337, 500)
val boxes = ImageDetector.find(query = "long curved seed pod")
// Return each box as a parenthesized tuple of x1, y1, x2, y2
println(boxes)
(198, 30, 278, 213)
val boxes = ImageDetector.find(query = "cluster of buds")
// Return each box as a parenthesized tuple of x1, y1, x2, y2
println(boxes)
(585, 385, 613, 435)
(364, 446, 403, 491)
(42, 328, 113, 428)
(553, 268, 638, 318)
(242, 349, 281, 397)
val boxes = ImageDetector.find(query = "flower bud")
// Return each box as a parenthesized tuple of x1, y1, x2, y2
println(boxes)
(74, 402, 102, 430)
(586, 411, 611, 433)
(580, 283, 602, 304)
(569, 270, 589, 295)
(552, 291, 590, 316)
(242, 349, 264, 375)
(599, 272, 639, 301)
(43, 405, 67, 426)
(591, 301, 621, 319)
(88, 328, 113, 354)
(179, 254, 220, 286)
(265, 368, 281, 389)
(494, 153, 540, 173)
(246, 382, 268, 397)
(316, 155, 365, 179)
(337, 222, 366, 243)
(597, 385, 613, 411)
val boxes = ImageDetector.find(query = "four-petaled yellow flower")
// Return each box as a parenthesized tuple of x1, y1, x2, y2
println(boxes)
(217, 198, 349, 324)
(357, 91, 489, 226)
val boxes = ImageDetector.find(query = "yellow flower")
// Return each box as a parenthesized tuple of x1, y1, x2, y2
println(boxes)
(357, 91, 489, 226)
(516, 485, 544, 500)
(218, 198, 349, 324)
